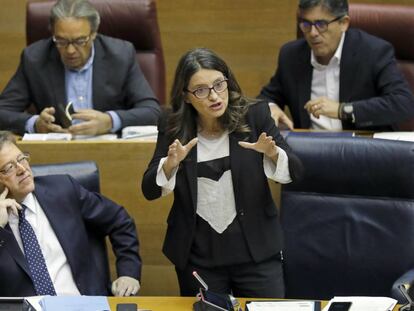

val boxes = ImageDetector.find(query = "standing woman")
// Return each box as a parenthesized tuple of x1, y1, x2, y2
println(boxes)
(142, 48, 302, 298)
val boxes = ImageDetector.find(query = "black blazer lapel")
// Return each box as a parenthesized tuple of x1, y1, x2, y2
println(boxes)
(92, 38, 108, 111)
(183, 146, 198, 215)
(47, 48, 66, 109)
(0, 224, 32, 278)
(339, 30, 362, 103)
(297, 48, 313, 128)
(229, 133, 243, 198)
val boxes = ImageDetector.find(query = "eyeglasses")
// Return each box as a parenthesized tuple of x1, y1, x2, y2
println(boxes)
(186, 79, 228, 99)
(0, 153, 31, 176)
(299, 15, 344, 33)
(53, 35, 92, 48)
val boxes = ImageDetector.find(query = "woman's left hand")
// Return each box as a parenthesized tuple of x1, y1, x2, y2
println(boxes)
(238, 132, 279, 161)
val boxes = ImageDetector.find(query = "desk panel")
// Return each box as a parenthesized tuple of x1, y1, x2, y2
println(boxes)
(17, 140, 282, 296)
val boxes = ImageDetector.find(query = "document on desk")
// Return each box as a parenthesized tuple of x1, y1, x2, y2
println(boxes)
(373, 132, 414, 142)
(22, 133, 72, 141)
(121, 125, 158, 140)
(246, 300, 320, 311)
(39, 295, 110, 311)
(322, 296, 397, 311)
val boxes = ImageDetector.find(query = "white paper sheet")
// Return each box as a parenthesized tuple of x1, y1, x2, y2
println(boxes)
(246, 300, 319, 311)
(322, 296, 397, 311)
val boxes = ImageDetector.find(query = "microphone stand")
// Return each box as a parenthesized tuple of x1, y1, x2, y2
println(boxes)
(399, 284, 414, 311)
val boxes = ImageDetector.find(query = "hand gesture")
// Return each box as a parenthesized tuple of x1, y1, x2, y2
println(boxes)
(0, 188, 21, 228)
(35, 107, 68, 133)
(69, 109, 113, 135)
(269, 104, 294, 130)
(163, 138, 198, 179)
(239, 132, 279, 161)
(111, 276, 140, 297)
(304, 96, 340, 119)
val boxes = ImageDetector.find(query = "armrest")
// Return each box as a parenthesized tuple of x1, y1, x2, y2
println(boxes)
(391, 269, 414, 304)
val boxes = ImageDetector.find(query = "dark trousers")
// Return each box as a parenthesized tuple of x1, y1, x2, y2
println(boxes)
(175, 254, 284, 298)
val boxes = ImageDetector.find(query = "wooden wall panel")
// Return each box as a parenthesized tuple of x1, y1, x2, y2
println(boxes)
(1, 0, 413, 99)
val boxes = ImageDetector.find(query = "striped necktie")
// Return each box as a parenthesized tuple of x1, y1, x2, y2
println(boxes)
(18, 205, 56, 296)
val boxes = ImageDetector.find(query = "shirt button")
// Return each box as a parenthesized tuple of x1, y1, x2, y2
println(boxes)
(239, 210, 244, 216)
(0, 240, 5, 247)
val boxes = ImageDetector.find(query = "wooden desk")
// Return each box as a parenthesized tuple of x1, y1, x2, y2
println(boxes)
(108, 296, 330, 311)
(17, 140, 283, 296)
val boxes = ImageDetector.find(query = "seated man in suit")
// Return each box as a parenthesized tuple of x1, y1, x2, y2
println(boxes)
(259, 0, 414, 131)
(0, 130, 141, 296)
(0, 0, 160, 136)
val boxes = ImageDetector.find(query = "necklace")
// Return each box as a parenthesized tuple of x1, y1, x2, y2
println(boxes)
(199, 128, 224, 139)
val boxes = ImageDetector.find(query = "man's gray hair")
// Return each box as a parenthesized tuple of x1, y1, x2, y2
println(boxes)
(298, 0, 349, 17)
(50, 0, 100, 32)
(0, 131, 17, 150)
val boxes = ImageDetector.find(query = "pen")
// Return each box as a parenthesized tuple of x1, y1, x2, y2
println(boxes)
(65, 101, 73, 121)
(192, 271, 208, 290)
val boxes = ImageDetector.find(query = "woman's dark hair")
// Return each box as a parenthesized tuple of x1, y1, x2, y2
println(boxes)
(166, 48, 254, 144)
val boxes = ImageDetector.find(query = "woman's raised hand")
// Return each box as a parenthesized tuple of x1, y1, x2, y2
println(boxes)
(163, 138, 198, 179)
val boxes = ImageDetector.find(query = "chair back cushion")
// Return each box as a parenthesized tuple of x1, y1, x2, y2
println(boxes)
(349, 4, 414, 130)
(281, 135, 414, 300)
(31, 160, 100, 193)
(26, 0, 166, 104)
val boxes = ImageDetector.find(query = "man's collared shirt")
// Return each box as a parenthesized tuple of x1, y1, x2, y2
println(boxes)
(309, 32, 346, 130)
(8, 192, 81, 295)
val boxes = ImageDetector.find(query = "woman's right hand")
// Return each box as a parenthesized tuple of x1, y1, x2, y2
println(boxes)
(163, 138, 198, 179)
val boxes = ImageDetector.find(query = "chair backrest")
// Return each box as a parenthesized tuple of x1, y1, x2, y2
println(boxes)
(348, 3, 414, 130)
(281, 135, 414, 301)
(26, 0, 166, 105)
(31, 160, 111, 294)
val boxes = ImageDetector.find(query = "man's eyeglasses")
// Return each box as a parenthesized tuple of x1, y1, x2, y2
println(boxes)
(53, 35, 92, 48)
(299, 15, 344, 33)
(0, 153, 31, 176)
(186, 79, 228, 99)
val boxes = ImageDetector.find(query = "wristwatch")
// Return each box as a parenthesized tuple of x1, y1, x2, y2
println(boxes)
(340, 103, 355, 123)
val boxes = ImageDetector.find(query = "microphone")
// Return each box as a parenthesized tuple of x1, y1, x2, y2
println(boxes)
(399, 284, 414, 311)
(193, 271, 208, 290)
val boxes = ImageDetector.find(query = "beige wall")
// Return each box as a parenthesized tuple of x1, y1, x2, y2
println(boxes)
(1, 0, 414, 99)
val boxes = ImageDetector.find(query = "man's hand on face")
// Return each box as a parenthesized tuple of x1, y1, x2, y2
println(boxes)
(0, 188, 21, 228)
(304, 96, 341, 119)
(68, 109, 113, 136)
(111, 276, 140, 297)
(35, 107, 68, 133)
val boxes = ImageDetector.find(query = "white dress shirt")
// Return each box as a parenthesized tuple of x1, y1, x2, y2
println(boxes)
(8, 192, 80, 295)
(309, 32, 346, 130)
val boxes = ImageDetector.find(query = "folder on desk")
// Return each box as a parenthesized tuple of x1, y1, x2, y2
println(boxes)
(245, 300, 321, 311)
(39, 295, 110, 311)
